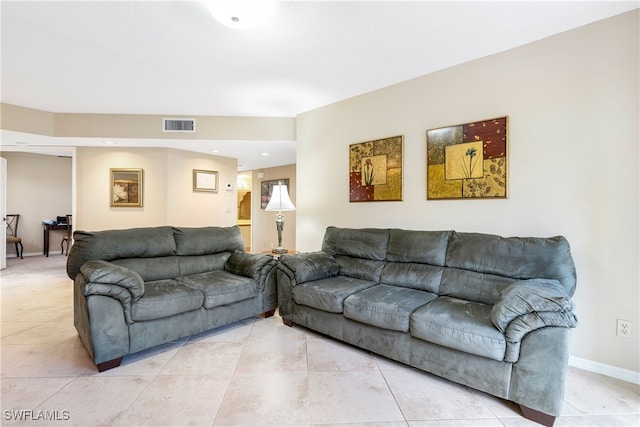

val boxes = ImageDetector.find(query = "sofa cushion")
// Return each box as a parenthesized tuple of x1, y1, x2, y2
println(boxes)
(112, 256, 180, 282)
(439, 267, 517, 305)
(442, 232, 577, 299)
(334, 256, 385, 282)
(410, 296, 506, 361)
(67, 226, 176, 280)
(131, 279, 204, 322)
(380, 262, 443, 293)
(177, 271, 258, 309)
(387, 229, 451, 265)
(321, 227, 389, 261)
(344, 285, 437, 332)
(174, 226, 245, 256)
(178, 254, 229, 276)
(292, 276, 377, 313)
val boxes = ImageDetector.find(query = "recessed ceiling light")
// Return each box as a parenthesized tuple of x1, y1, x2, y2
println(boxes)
(208, 1, 276, 30)
(260, 152, 270, 156)
(210, 149, 220, 153)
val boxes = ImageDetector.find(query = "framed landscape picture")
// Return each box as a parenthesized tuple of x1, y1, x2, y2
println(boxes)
(193, 169, 219, 192)
(349, 135, 403, 202)
(426, 116, 507, 200)
(110, 168, 143, 207)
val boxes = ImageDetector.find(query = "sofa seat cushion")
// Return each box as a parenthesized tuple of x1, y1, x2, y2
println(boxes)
(131, 279, 204, 322)
(410, 296, 506, 361)
(292, 276, 376, 313)
(177, 271, 258, 309)
(344, 285, 438, 332)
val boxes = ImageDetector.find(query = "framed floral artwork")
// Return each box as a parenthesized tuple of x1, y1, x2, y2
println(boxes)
(350, 135, 403, 202)
(110, 168, 143, 207)
(427, 116, 507, 200)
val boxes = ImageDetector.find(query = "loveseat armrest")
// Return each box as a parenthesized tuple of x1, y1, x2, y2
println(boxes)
(491, 279, 577, 335)
(80, 260, 145, 325)
(278, 251, 340, 284)
(225, 252, 277, 286)
(81, 260, 145, 301)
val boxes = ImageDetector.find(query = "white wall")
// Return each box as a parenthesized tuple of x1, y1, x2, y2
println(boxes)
(296, 11, 639, 373)
(76, 147, 238, 231)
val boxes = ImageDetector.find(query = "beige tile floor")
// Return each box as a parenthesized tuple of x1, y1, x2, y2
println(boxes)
(1, 255, 638, 427)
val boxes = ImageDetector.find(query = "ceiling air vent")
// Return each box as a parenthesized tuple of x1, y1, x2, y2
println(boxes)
(163, 118, 196, 133)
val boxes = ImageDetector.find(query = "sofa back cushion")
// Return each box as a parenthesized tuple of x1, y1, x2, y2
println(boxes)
(381, 262, 444, 293)
(321, 227, 389, 260)
(380, 229, 450, 292)
(67, 225, 245, 281)
(386, 229, 451, 264)
(174, 226, 245, 255)
(440, 232, 577, 304)
(112, 256, 180, 282)
(321, 227, 389, 282)
(178, 253, 231, 276)
(67, 226, 176, 280)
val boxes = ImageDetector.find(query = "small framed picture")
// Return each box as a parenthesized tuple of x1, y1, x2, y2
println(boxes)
(261, 178, 289, 209)
(110, 168, 143, 207)
(193, 169, 219, 192)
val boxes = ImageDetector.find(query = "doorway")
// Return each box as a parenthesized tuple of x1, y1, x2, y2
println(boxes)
(237, 172, 252, 252)
(1, 149, 74, 259)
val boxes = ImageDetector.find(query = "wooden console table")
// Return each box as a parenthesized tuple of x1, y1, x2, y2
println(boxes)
(42, 222, 67, 257)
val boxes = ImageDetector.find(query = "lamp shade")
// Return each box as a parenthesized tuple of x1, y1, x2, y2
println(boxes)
(265, 184, 295, 211)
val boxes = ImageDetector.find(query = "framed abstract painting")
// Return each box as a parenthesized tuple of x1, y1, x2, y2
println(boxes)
(349, 135, 403, 202)
(427, 116, 507, 200)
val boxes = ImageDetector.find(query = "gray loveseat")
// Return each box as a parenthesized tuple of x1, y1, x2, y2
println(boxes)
(277, 227, 577, 426)
(67, 225, 277, 372)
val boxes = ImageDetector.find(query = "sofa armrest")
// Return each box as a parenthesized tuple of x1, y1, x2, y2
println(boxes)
(80, 260, 145, 303)
(225, 252, 277, 284)
(278, 251, 339, 284)
(491, 279, 576, 334)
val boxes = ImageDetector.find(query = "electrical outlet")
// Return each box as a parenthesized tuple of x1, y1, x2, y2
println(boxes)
(617, 319, 632, 337)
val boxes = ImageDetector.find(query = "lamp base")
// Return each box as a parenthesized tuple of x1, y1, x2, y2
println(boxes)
(272, 247, 288, 254)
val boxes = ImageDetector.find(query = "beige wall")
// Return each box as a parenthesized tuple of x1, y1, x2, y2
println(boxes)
(1, 104, 295, 142)
(76, 147, 238, 231)
(1, 152, 72, 255)
(296, 11, 639, 373)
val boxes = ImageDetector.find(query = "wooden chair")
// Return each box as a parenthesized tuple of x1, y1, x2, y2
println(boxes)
(5, 214, 23, 259)
(61, 214, 72, 256)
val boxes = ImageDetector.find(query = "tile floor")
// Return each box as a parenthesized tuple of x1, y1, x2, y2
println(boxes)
(1, 255, 638, 426)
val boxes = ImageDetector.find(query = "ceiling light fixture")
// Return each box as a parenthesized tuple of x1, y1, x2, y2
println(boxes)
(260, 152, 270, 156)
(207, 1, 276, 30)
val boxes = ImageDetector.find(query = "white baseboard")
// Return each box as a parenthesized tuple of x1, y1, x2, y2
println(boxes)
(570, 355, 640, 385)
(7, 252, 43, 258)
(7, 252, 64, 258)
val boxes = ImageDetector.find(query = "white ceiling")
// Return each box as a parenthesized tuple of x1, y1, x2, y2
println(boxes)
(1, 0, 637, 170)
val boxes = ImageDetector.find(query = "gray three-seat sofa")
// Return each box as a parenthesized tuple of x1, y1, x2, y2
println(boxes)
(276, 227, 578, 426)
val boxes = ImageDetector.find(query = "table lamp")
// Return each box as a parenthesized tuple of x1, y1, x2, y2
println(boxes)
(265, 181, 295, 254)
